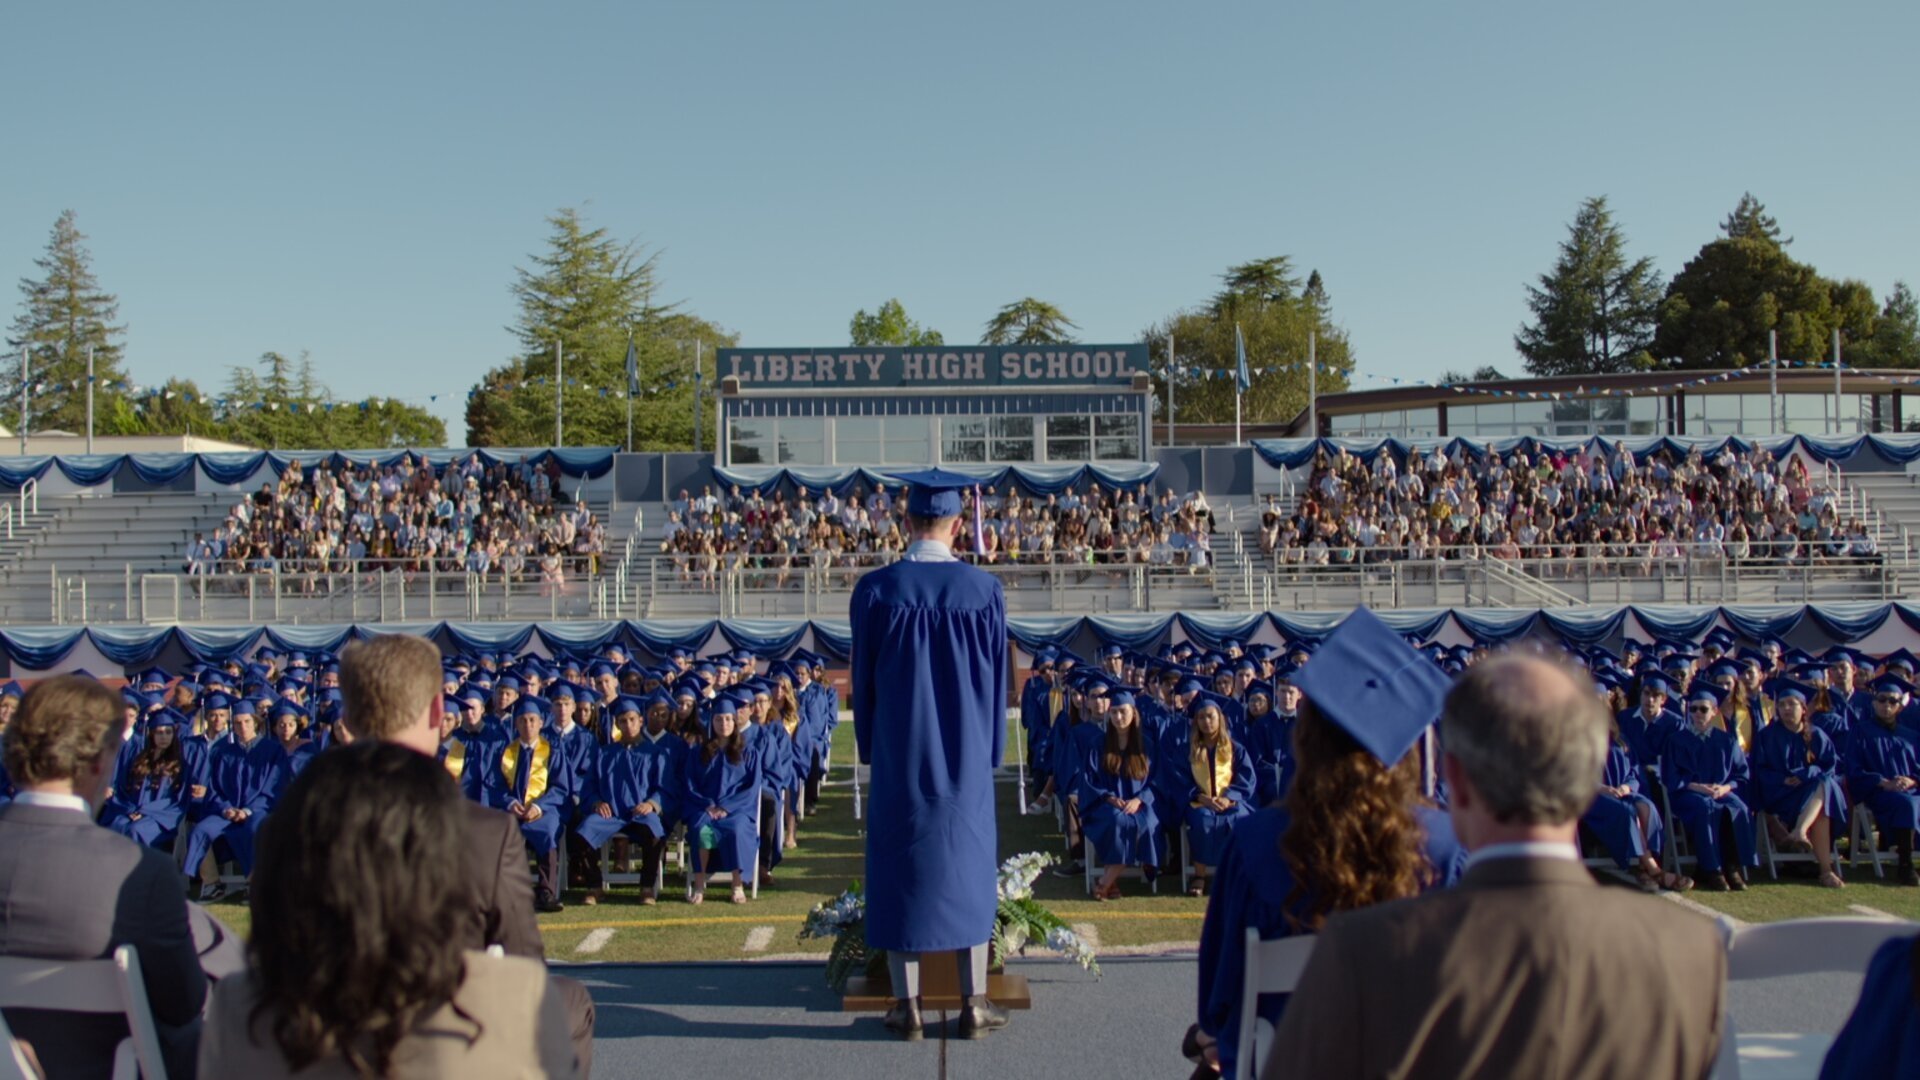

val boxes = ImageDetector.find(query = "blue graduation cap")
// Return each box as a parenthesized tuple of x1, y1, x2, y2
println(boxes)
(1685, 682, 1728, 709)
(1823, 647, 1868, 669)
(611, 694, 646, 716)
(146, 708, 184, 730)
(200, 692, 232, 712)
(1636, 672, 1677, 697)
(1772, 680, 1813, 704)
(1880, 649, 1919, 674)
(1292, 607, 1454, 766)
(1870, 673, 1914, 697)
(458, 685, 488, 706)
(1108, 689, 1137, 709)
(549, 681, 578, 702)
(891, 467, 979, 518)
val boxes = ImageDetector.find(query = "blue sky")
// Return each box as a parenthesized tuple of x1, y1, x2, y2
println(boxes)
(3, 2, 1915, 439)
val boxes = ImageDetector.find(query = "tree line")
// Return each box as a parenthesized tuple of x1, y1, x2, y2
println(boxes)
(7, 195, 1914, 450)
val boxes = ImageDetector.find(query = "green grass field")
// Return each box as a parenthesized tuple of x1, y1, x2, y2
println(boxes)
(198, 717, 1915, 961)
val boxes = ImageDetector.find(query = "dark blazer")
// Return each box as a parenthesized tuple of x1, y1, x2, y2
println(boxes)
(458, 799, 543, 959)
(1266, 856, 1725, 1080)
(0, 800, 209, 1079)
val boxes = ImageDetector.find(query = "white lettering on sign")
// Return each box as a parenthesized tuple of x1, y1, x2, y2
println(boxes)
(722, 348, 1140, 385)
(862, 355, 884, 381)
(768, 355, 789, 382)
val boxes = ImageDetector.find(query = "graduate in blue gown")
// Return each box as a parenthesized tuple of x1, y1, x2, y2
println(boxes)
(486, 697, 571, 911)
(578, 693, 682, 903)
(1193, 607, 1461, 1080)
(850, 468, 1009, 1039)
(1615, 671, 1681, 774)
(795, 654, 838, 807)
(1181, 696, 1254, 896)
(182, 704, 270, 891)
(1664, 682, 1759, 890)
(1845, 674, 1920, 885)
(101, 709, 186, 850)
(1751, 681, 1848, 888)
(1583, 710, 1686, 891)
(1019, 650, 1058, 793)
(1246, 679, 1297, 808)
(745, 680, 798, 881)
(1081, 690, 1161, 897)
(683, 698, 761, 903)
(1819, 934, 1920, 1078)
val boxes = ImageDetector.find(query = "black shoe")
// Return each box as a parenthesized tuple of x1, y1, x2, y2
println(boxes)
(534, 890, 565, 913)
(1898, 864, 1919, 887)
(1727, 872, 1747, 892)
(1051, 862, 1086, 878)
(1702, 873, 1729, 892)
(882, 998, 924, 1041)
(956, 997, 1009, 1039)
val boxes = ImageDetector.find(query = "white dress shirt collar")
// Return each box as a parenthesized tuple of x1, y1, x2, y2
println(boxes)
(13, 791, 91, 815)
(1463, 841, 1581, 872)
(903, 539, 959, 563)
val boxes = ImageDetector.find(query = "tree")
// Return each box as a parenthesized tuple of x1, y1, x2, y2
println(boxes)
(982, 298, 1077, 345)
(1858, 282, 1920, 369)
(1722, 192, 1789, 246)
(467, 208, 734, 449)
(1438, 365, 1508, 384)
(211, 352, 445, 449)
(5, 210, 129, 434)
(1514, 196, 1664, 376)
(1142, 261, 1354, 426)
(1653, 198, 1871, 370)
(115, 378, 217, 436)
(849, 299, 943, 346)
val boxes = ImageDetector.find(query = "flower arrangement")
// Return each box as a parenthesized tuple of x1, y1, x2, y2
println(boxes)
(800, 852, 1100, 992)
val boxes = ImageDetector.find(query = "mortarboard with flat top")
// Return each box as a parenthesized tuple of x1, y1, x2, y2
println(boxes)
(1292, 607, 1455, 766)
(890, 467, 982, 519)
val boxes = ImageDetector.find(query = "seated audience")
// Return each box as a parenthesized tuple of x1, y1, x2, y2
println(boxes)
(1266, 654, 1725, 1079)
(198, 741, 576, 1078)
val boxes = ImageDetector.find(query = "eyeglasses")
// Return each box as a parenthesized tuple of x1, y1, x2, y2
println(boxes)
(1876, 695, 1904, 705)
(1688, 705, 1715, 714)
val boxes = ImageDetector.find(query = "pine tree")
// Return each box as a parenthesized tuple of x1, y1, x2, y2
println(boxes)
(1514, 197, 1664, 376)
(467, 208, 733, 448)
(1859, 282, 1920, 368)
(5, 210, 128, 434)
(982, 298, 1078, 345)
(1721, 192, 1789, 246)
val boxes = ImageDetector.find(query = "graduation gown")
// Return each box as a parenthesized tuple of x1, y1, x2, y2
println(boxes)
(1079, 739, 1161, 867)
(850, 545, 1008, 954)
(576, 733, 682, 847)
(1818, 934, 1920, 1078)
(101, 769, 185, 849)
(1195, 803, 1462, 1080)
(1582, 741, 1664, 869)
(1184, 740, 1254, 866)
(1663, 725, 1757, 873)
(1616, 705, 1682, 771)
(183, 738, 271, 874)
(682, 747, 760, 880)
(1751, 722, 1848, 829)
(1248, 711, 1297, 808)
(1845, 722, 1920, 830)
(486, 737, 569, 855)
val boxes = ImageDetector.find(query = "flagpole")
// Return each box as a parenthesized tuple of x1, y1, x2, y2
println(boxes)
(1167, 332, 1176, 448)
(1309, 330, 1318, 438)
(554, 340, 564, 447)
(625, 330, 635, 453)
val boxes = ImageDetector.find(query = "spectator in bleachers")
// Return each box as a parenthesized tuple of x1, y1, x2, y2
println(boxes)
(198, 741, 577, 1078)
(202, 456, 603, 584)
(0, 675, 209, 1079)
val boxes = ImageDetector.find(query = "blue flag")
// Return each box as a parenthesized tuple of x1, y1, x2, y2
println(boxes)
(625, 337, 639, 396)
(1234, 323, 1250, 392)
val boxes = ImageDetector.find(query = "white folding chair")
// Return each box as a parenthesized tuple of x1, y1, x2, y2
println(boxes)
(0, 945, 170, 1080)
(0, 1006, 38, 1080)
(1234, 930, 1316, 1080)
(1848, 803, 1885, 879)
(684, 796, 762, 901)
(1710, 916, 1918, 1080)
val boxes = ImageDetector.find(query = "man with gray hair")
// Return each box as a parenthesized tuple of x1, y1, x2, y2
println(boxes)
(1265, 654, 1726, 1079)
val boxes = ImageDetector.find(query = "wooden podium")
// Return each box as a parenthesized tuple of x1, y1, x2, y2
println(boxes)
(841, 950, 1033, 1012)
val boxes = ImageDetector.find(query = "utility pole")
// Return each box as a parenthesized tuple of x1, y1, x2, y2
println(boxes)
(693, 340, 703, 453)
(86, 345, 95, 453)
(18, 348, 28, 454)
(1167, 332, 1176, 448)
(1768, 330, 1779, 435)
(554, 340, 564, 447)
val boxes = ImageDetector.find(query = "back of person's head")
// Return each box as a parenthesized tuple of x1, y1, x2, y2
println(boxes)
(1280, 700, 1431, 931)
(248, 740, 470, 1075)
(338, 634, 442, 747)
(2, 675, 121, 789)
(1440, 654, 1606, 825)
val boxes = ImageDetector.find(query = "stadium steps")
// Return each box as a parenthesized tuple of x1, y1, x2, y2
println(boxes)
(0, 493, 235, 623)
(1840, 472, 1920, 566)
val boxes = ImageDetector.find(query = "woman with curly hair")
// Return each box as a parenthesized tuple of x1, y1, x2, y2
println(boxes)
(1189, 610, 1462, 1080)
(101, 709, 187, 851)
(198, 740, 576, 1078)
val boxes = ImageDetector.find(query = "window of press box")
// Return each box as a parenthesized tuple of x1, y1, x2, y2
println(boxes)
(1044, 415, 1092, 462)
(728, 421, 775, 466)
(1094, 414, 1142, 460)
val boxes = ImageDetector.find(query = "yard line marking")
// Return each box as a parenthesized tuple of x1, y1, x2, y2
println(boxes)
(743, 926, 776, 952)
(1847, 905, 1905, 921)
(575, 928, 617, 954)
(1660, 889, 1745, 928)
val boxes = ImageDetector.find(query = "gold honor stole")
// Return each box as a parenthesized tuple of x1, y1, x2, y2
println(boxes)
(444, 738, 466, 781)
(502, 740, 551, 802)
(782, 712, 800, 738)
(1190, 744, 1233, 807)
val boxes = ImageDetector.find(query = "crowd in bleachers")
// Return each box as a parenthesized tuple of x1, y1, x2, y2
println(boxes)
(185, 456, 607, 585)
(659, 481, 1221, 588)
(1258, 440, 1878, 574)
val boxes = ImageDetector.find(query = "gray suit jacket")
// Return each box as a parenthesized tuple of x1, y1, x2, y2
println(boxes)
(1266, 856, 1725, 1080)
(0, 800, 208, 1079)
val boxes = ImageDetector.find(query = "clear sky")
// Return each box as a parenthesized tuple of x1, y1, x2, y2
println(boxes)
(3, 1, 1915, 440)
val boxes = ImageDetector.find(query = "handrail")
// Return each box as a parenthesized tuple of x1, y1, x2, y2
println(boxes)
(19, 477, 37, 515)
(0, 503, 11, 541)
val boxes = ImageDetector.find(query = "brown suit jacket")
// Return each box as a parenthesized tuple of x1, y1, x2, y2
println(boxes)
(1265, 856, 1725, 1080)
(458, 800, 543, 959)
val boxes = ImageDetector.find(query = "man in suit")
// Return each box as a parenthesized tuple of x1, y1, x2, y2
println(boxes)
(338, 634, 596, 1077)
(1266, 654, 1725, 1080)
(0, 674, 209, 1079)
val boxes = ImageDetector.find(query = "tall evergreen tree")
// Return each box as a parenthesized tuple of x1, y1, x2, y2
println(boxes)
(849, 299, 943, 346)
(1859, 282, 1920, 369)
(467, 208, 732, 448)
(5, 210, 129, 434)
(1655, 197, 1869, 370)
(982, 298, 1077, 345)
(1514, 197, 1663, 376)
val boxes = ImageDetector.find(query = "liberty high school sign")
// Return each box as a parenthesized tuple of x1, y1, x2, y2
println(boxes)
(718, 345, 1147, 390)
